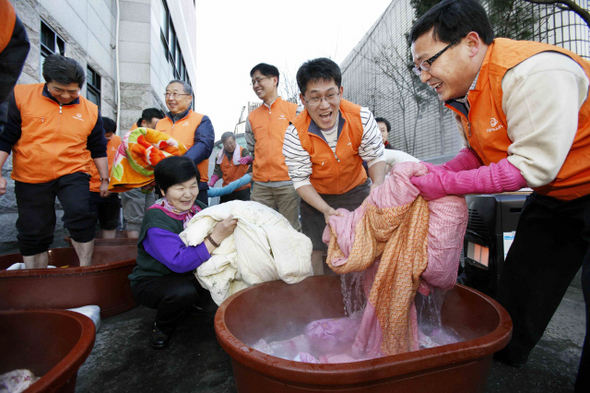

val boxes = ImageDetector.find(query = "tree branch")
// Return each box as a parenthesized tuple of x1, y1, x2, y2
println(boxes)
(522, 0, 590, 27)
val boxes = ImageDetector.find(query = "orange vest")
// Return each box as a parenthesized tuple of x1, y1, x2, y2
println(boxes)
(446, 38, 590, 201)
(0, 0, 16, 53)
(89, 135, 121, 192)
(220, 146, 251, 191)
(291, 99, 367, 194)
(12, 83, 99, 183)
(248, 97, 298, 182)
(155, 110, 209, 182)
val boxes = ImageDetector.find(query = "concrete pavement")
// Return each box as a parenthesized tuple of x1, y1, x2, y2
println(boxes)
(74, 274, 585, 393)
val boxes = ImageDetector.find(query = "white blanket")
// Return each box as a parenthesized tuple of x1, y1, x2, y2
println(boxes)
(179, 200, 313, 305)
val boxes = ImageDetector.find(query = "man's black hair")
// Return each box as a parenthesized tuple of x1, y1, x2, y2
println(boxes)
(410, 0, 494, 45)
(154, 156, 200, 197)
(102, 117, 117, 134)
(139, 108, 165, 125)
(296, 57, 341, 96)
(250, 63, 280, 88)
(42, 54, 86, 87)
(375, 117, 391, 132)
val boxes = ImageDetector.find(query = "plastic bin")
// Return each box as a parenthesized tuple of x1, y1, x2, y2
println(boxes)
(0, 245, 137, 317)
(215, 275, 512, 393)
(0, 309, 95, 393)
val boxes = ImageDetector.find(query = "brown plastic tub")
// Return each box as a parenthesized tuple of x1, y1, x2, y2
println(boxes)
(64, 230, 138, 247)
(0, 309, 95, 393)
(0, 245, 137, 318)
(215, 275, 512, 393)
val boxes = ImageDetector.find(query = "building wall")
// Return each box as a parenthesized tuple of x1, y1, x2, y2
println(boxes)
(340, 0, 590, 163)
(1, 0, 197, 254)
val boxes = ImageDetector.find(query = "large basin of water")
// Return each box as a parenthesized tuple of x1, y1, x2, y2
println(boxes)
(0, 245, 137, 317)
(215, 275, 512, 393)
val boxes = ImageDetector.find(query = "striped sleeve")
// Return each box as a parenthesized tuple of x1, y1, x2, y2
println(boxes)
(282, 124, 312, 189)
(359, 107, 385, 167)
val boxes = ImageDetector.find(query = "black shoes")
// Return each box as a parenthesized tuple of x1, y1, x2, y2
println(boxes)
(149, 321, 170, 349)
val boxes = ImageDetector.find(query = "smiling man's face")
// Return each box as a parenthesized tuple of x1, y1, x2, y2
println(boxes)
(411, 29, 472, 102)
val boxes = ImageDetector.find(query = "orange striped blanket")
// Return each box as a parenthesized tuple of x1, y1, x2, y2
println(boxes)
(108, 128, 187, 192)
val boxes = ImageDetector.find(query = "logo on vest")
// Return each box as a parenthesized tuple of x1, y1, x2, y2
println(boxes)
(278, 114, 287, 120)
(73, 113, 84, 121)
(182, 121, 190, 126)
(486, 117, 503, 132)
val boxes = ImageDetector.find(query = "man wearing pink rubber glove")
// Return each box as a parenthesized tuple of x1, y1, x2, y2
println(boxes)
(410, 1, 590, 391)
(209, 132, 252, 203)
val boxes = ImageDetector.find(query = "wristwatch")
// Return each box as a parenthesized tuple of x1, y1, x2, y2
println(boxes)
(100, 177, 110, 182)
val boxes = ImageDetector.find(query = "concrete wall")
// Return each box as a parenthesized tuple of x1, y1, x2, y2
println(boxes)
(1, 0, 197, 254)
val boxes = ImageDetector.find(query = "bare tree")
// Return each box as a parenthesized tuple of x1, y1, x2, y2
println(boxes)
(522, 0, 590, 27)
(279, 70, 301, 105)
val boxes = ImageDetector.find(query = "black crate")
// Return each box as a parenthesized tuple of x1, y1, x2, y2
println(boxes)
(460, 192, 529, 297)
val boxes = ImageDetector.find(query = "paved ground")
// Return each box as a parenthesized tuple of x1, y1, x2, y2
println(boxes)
(75, 275, 585, 393)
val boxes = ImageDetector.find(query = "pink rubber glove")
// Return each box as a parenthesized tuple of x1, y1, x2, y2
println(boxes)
(239, 156, 252, 165)
(208, 175, 219, 187)
(440, 148, 482, 172)
(411, 158, 527, 200)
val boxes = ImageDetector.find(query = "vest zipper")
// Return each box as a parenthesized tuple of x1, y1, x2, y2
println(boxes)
(59, 104, 63, 114)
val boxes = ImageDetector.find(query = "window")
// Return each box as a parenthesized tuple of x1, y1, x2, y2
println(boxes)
(40, 21, 65, 81)
(87, 66, 101, 110)
(159, 0, 191, 85)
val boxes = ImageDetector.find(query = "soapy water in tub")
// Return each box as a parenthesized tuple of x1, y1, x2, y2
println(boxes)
(250, 272, 464, 363)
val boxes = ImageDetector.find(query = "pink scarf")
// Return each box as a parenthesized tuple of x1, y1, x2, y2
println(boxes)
(149, 197, 200, 228)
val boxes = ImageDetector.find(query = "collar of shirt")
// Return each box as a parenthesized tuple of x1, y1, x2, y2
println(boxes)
(446, 71, 479, 112)
(168, 109, 190, 123)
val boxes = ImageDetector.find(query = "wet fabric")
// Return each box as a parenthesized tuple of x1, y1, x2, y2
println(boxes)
(322, 161, 467, 357)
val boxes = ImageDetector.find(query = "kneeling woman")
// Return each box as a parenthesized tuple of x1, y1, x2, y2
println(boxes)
(128, 156, 237, 349)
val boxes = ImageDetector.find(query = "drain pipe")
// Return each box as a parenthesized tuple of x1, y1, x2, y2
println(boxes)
(115, 0, 121, 132)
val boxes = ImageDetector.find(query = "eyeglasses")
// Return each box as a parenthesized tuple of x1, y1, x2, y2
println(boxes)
(164, 93, 190, 99)
(304, 92, 340, 107)
(251, 76, 272, 86)
(412, 40, 458, 77)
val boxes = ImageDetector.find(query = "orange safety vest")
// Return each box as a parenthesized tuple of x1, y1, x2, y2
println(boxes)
(155, 110, 209, 183)
(446, 38, 590, 201)
(12, 83, 99, 183)
(248, 97, 298, 182)
(0, 0, 16, 53)
(89, 135, 122, 192)
(219, 146, 251, 191)
(291, 99, 367, 195)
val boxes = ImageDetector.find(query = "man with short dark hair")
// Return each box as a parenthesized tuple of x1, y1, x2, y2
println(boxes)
(131, 107, 165, 130)
(409, 0, 590, 390)
(283, 57, 386, 275)
(0, 54, 109, 268)
(156, 79, 214, 206)
(245, 63, 301, 231)
(122, 107, 166, 238)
